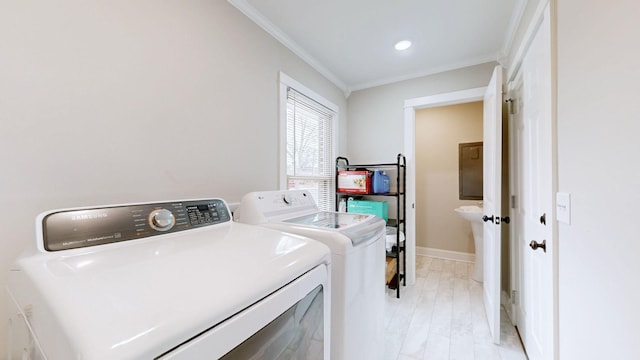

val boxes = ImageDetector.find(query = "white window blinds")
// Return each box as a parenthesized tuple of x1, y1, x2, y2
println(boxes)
(286, 87, 335, 211)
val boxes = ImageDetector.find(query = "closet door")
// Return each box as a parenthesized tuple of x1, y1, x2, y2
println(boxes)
(519, 4, 555, 360)
(517, 4, 555, 359)
(482, 64, 503, 344)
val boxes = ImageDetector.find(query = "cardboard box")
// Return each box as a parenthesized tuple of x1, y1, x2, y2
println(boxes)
(347, 199, 388, 222)
(337, 171, 371, 194)
(385, 257, 397, 284)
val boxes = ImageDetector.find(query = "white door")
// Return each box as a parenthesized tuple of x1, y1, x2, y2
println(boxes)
(514, 5, 555, 359)
(483, 65, 503, 344)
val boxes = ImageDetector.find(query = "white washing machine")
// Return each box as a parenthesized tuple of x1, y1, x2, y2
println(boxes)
(6, 198, 331, 360)
(235, 190, 386, 360)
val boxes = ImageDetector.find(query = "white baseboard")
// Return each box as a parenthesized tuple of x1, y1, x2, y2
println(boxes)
(416, 246, 475, 263)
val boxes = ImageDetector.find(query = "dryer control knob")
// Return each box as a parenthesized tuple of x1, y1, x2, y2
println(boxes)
(283, 194, 293, 205)
(149, 209, 175, 231)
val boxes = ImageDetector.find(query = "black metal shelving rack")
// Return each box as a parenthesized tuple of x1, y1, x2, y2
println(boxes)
(335, 153, 406, 298)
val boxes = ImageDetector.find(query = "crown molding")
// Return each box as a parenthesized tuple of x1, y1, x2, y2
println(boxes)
(500, 0, 528, 64)
(350, 54, 499, 92)
(229, 0, 526, 95)
(228, 0, 350, 95)
(501, 0, 528, 56)
(506, 0, 550, 81)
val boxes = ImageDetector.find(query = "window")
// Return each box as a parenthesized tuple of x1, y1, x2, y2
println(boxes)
(279, 73, 338, 211)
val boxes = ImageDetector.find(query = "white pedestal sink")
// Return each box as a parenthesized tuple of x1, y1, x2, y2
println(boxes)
(454, 205, 483, 282)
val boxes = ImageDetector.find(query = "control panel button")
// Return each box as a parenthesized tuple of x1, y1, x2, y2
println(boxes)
(149, 209, 176, 231)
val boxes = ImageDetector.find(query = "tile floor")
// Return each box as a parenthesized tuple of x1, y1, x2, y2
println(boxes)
(383, 256, 527, 360)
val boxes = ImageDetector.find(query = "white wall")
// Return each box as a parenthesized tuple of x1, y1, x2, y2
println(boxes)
(556, 0, 640, 357)
(0, 1, 346, 355)
(346, 63, 496, 164)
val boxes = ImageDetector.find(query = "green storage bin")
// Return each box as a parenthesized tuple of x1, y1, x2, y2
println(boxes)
(347, 199, 388, 222)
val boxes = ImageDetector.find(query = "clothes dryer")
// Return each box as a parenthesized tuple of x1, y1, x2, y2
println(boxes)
(6, 198, 331, 360)
(236, 190, 386, 360)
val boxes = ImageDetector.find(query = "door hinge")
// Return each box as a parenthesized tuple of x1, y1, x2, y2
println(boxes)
(511, 290, 519, 305)
(511, 195, 517, 209)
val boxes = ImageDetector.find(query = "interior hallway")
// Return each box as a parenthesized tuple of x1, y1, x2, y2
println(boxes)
(384, 256, 527, 360)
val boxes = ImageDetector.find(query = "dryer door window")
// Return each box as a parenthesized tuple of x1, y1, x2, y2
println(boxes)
(222, 285, 324, 359)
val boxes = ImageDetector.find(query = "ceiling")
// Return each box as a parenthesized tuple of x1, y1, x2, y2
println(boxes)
(229, 0, 526, 94)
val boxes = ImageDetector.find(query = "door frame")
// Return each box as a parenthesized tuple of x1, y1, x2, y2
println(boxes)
(403, 87, 486, 285)
(403, 1, 557, 356)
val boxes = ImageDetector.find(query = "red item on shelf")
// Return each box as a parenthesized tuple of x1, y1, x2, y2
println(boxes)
(337, 170, 371, 194)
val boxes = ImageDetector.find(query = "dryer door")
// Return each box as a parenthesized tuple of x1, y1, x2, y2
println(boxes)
(159, 264, 329, 360)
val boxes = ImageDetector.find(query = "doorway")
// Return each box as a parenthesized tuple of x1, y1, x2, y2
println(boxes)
(403, 84, 512, 324)
(403, 87, 486, 286)
(414, 101, 484, 261)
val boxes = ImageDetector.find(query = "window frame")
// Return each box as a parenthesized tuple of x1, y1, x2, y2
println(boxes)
(278, 72, 339, 210)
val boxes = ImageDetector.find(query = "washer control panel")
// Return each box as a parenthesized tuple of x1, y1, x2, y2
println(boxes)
(281, 191, 315, 207)
(42, 199, 230, 251)
(236, 190, 322, 224)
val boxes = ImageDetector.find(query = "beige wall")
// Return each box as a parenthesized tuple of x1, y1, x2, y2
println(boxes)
(0, 1, 346, 353)
(415, 102, 483, 253)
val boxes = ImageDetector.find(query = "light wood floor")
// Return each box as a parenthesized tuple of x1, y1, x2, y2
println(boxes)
(383, 256, 527, 360)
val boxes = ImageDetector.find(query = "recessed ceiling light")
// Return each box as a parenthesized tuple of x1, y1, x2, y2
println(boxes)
(394, 40, 412, 51)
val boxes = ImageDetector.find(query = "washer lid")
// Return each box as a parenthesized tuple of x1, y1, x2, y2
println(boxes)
(283, 211, 373, 229)
(9, 222, 330, 360)
(282, 211, 385, 246)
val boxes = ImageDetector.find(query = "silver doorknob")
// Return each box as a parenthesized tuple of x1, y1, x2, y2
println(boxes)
(529, 240, 546, 252)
